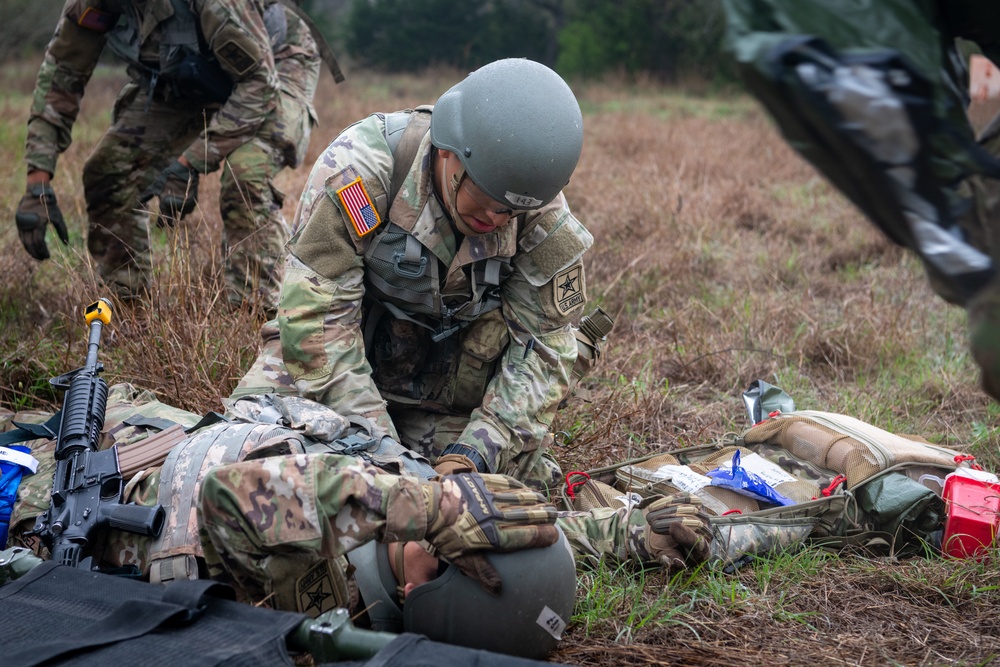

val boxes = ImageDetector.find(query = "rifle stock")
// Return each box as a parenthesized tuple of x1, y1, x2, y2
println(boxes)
(31, 299, 165, 569)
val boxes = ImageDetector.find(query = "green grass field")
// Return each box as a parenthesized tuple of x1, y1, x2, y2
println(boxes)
(2, 58, 1000, 665)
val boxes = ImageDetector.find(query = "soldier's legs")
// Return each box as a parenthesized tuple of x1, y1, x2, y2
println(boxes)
(219, 140, 289, 311)
(82, 89, 201, 299)
(390, 408, 563, 494)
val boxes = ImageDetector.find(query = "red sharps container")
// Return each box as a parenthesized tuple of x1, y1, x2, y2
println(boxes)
(942, 470, 1000, 559)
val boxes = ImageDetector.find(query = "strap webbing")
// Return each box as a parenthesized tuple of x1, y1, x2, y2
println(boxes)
(148, 425, 248, 583)
(386, 106, 433, 206)
(274, 0, 345, 83)
(0, 413, 61, 446)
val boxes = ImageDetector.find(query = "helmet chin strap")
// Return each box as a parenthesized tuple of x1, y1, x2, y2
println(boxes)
(395, 541, 408, 602)
(438, 153, 466, 224)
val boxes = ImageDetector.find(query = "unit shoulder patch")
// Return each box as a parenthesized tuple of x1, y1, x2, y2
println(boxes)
(295, 560, 342, 617)
(215, 38, 257, 77)
(336, 176, 382, 238)
(553, 263, 586, 316)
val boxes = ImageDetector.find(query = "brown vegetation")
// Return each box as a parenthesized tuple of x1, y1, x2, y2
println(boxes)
(2, 60, 999, 666)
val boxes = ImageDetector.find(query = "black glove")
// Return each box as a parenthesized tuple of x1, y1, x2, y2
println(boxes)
(138, 160, 199, 227)
(15, 183, 69, 261)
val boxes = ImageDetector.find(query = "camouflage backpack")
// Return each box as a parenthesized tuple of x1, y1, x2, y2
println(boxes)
(562, 401, 976, 565)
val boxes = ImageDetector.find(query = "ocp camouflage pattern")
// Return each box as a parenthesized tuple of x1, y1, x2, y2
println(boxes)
(25, 0, 320, 307)
(234, 111, 592, 488)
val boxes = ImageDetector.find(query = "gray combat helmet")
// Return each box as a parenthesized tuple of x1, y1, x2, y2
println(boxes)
(403, 527, 576, 659)
(430, 58, 584, 210)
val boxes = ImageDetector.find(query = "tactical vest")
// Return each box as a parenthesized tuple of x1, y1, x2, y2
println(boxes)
(146, 395, 435, 604)
(361, 108, 514, 411)
(103, 0, 287, 106)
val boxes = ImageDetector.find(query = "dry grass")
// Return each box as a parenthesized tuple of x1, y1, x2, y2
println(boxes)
(2, 59, 1000, 666)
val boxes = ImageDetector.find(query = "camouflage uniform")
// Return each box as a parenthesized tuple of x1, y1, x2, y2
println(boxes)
(3, 385, 668, 616)
(24, 0, 321, 307)
(232, 111, 593, 492)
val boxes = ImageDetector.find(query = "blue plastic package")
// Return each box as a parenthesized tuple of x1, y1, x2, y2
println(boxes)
(706, 450, 796, 507)
(0, 445, 37, 547)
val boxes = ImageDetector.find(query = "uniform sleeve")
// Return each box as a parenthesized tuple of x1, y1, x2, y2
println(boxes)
(277, 246, 398, 440)
(276, 117, 397, 438)
(24, 2, 108, 175)
(555, 507, 631, 564)
(197, 453, 430, 604)
(183, 0, 279, 173)
(457, 196, 594, 473)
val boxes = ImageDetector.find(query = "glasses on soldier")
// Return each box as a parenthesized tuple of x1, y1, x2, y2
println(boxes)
(460, 178, 526, 219)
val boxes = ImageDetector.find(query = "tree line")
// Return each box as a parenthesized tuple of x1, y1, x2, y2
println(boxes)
(1, 0, 734, 83)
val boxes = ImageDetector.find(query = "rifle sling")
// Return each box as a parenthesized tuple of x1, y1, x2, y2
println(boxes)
(274, 0, 345, 83)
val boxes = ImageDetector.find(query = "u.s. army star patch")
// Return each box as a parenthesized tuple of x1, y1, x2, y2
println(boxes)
(554, 265, 585, 314)
(337, 177, 382, 237)
(296, 560, 339, 616)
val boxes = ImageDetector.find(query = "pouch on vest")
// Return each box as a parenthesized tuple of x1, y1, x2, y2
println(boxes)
(171, 52, 233, 105)
(443, 309, 509, 413)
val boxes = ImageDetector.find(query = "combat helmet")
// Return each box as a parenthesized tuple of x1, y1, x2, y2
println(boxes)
(430, 58, 584, 210)
(402, 527, 577, 659)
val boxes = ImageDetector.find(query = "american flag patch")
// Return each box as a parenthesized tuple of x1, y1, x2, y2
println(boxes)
(78, 7, 117, 32)
(337, 177, 381, 237)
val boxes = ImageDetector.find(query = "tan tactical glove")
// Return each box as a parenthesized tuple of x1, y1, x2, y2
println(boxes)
(433, 453, 478, 476)
(15, 183, 69, 260)
(138, 159, 199, 226)
(424, 473, 558, 595)
(627, 493, 713, 570)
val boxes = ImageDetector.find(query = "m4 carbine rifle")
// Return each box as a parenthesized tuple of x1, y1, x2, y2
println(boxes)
(30, 299, 165, 570)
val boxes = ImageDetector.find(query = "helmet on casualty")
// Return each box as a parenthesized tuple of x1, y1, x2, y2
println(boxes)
(403, 527, 576, 659)
(430, 58, 584, 210)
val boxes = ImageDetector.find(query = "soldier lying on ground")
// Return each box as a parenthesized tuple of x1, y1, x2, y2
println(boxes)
(0, 384, 711, 658)
(233, 58, 611, 494)
(16, 0, 325, 310)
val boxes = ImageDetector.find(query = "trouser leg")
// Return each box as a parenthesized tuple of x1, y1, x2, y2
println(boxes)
(83, 89, 201, 299)
(219, 139, 289, 311)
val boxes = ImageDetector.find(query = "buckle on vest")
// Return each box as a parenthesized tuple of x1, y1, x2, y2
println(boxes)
(334, 433, 377, 454)
(392, 251, 427, 278)
(431, 320, 468, 342)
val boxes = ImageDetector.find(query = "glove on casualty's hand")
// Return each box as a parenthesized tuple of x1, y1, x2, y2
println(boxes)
(627, 493, 713, 570)
(424, 473, 558, 594)
(15, 183, 69, 261)
(138, 160, 199, 226)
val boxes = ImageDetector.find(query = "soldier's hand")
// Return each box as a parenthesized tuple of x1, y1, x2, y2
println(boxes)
(433, 453, 478, 476)
(628, 493, 713, 570)
(138, 159, 199, 226)
(15, 183, 69, 261)
(424, 473, 558, 594)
